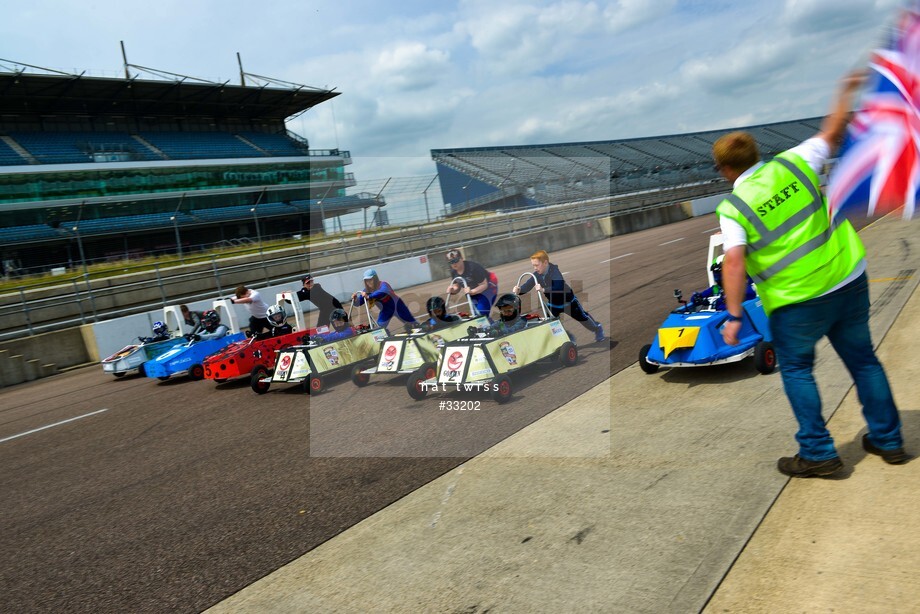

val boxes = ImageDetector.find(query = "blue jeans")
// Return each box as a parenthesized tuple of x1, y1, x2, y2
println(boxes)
(769, 273, 902, 460)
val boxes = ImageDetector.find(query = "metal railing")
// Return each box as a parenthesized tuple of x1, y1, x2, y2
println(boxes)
(0, 186, 720, 341)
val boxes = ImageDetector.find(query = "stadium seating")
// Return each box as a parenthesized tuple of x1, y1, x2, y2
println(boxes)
(8, 132, 159, 164)
(237, 132, 309, 156)
(138, 132, 265, 160)
(0, 224, 66, 243)
(0, 138, 29, 165)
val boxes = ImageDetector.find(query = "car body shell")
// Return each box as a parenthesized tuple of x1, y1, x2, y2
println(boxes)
(101, 337, 187, 376)
(143, 332, 247, 379)
(202, 327, 318, 382)
(437, 317, 570, 385)
(643, 297, 771, 368)
(263, 327, 389, 389)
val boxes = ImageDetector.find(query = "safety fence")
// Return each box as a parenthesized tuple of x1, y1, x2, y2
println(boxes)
(0, 181, 725, 341)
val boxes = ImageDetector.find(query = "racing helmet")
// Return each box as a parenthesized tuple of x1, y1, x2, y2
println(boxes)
(495, 293, 521, 322)
(201, 309, 221, 331)
(426, 296, 448, 320)
(446, 249, 462, 264)
(329, 308, 348, 332)
(710, 255, 724, 286)
(151, 321, 168, 337)
(266, 304, 288, 327)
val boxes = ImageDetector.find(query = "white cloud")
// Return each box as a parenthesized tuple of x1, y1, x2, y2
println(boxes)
(372, 42, 451, 91)
(603, 0, 678, 33)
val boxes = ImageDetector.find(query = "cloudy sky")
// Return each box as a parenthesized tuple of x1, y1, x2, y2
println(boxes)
(0, 0, 905, 186)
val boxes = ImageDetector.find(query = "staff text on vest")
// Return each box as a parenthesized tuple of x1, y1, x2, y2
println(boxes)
(756, 180, 800, 217)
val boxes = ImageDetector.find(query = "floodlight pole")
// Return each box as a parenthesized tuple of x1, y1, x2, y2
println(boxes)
(316, 183, 335, 235)
(251, 206, 263, 255)
(120, 41, 130, 79)
(172, 193, 185, 263)
(73, 225, 88, 278)
(461, 177, 473, 212)
(422, 174, 437, 223)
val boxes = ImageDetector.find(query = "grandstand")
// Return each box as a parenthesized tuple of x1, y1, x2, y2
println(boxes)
(0, 62, 385, 273)
(431, 117, 823, 216)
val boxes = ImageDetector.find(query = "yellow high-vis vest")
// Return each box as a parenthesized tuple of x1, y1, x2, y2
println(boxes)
(716, 151, 864, 315)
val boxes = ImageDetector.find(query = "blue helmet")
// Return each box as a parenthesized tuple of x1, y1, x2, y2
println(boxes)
(152, 321, 168, 337)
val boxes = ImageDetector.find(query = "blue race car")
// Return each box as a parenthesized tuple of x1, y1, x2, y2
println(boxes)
(143, 332, 246, 381)
(638, 235, 776, 375)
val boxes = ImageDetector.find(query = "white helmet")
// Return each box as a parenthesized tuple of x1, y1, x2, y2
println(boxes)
(267, 304, 288, 327)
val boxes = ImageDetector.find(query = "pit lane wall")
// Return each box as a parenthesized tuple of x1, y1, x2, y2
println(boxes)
(0, 199, 705, 387)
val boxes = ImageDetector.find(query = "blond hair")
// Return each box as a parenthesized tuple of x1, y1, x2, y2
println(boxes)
(712, 131, 760, 173)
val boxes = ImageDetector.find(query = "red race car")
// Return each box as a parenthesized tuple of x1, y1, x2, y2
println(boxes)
(202, 292, 320, 385)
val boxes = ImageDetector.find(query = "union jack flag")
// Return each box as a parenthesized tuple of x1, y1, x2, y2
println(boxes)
(828, 2, 920, 221)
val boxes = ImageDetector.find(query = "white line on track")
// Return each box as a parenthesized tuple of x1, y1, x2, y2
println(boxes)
(659, 238, 685, 246)
(0, 408, 109, 444)
(702, 227, 722, 233)
(600, 253, 633, 263)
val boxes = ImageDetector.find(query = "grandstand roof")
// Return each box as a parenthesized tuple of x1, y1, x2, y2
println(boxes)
(0, 71, 338, 121)
(430, 116, 825, 215)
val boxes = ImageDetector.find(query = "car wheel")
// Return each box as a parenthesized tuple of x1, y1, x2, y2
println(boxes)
(188, 364, 205, 381)
(351, 364, 371, 387)
(137, 364, 146, 377)
(406, 371, 429, 401)
(754, 341, 777, 374)
(559, 341, 578, 367)
(250, 366, 270, 394)
(638, 344, 659, 374)
(420, 362, 437, 381)
(305, 374, 323, 395)
(157, 376, 170, 381)
(490, 374, 513, 404)
(113, 371, 126, 378)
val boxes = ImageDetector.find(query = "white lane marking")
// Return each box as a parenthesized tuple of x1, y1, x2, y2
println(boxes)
(702, 227, 721, 233)
(601, 253, 633, 263)
(0, 408, 109, 444)
(659, 238, 685, 246)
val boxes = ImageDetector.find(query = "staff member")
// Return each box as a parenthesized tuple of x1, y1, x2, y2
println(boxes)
(715, 71, 908, 478)
(296, 273, 345, 327)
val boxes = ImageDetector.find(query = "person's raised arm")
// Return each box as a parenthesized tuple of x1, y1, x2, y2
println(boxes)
(816, 70, 866, 155)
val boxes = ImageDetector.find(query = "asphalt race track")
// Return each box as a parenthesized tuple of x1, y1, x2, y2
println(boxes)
(1, 214, 728, 612)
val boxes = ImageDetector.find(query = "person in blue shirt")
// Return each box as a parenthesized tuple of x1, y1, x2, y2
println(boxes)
(351, 269, 418, 330)
(421, 296, 460, 331)
(513, 249, 606, 342)
(313, 308, 356, 343)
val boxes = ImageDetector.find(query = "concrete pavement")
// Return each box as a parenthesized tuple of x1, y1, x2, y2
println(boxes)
(210, 214, 920, 614)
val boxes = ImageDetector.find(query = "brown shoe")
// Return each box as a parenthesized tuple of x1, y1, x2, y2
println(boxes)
(862, 434, 911, 464)
(777, 454, 843, 478)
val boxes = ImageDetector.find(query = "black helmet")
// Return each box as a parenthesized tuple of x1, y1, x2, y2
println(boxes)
(426, 296, 448, 320)
(330, 308, 348, 332)
(495, 293, 521, 322)
(202, 309, 221, 330)
(152, 321, 168, 337)
(267, 304, 287, 327)
(446, 249, 462, 264)
(710, 256, 724, 285)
